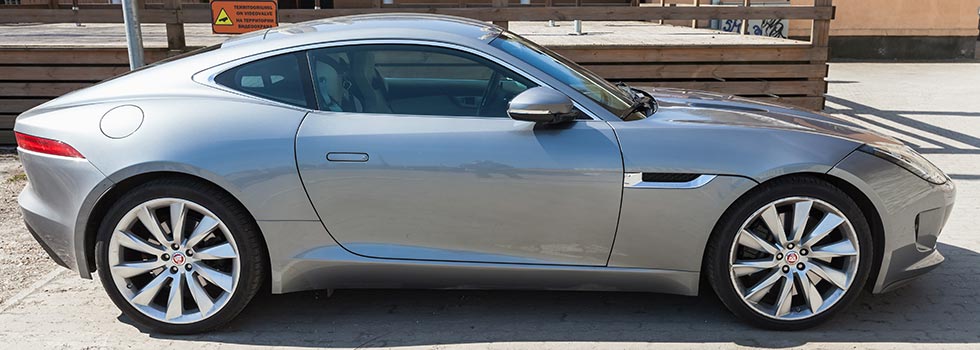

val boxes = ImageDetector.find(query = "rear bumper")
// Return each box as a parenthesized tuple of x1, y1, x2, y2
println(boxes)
(829, 151, 956, 293)
(18, 149, 110, 277)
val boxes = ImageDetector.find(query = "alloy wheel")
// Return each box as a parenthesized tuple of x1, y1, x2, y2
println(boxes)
(728, 196, 860, 320)
(107, 198, 240, 324)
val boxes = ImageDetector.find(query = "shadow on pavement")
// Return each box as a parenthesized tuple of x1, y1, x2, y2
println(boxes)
(120, 242, 980, 348)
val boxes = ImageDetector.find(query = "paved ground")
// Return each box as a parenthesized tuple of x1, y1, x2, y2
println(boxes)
(0, 62, 978, 349)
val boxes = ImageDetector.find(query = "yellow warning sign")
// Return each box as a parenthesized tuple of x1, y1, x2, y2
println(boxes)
(210, 0, 278, 35)
(214, 8, 233, 26)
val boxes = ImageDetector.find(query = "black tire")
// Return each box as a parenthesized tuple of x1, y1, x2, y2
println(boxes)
(95, 178, 266, 334)
(705, 175, 873, 330)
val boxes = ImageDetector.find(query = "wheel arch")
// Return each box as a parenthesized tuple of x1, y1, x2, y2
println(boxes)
(80, 170, 272, 292)
(699, 172, 885, 294)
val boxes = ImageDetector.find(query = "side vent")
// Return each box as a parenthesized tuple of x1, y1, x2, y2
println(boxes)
(641, 173, 700, 183)
(624, 173, 717, 189)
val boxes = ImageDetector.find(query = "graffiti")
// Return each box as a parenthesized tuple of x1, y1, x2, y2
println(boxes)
(719, 18, 787, 39)
(722, 19, 742, 33)
(755, 18, 787, 38)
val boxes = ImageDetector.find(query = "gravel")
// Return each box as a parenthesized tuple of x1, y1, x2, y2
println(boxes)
(0, 149, 57, 305)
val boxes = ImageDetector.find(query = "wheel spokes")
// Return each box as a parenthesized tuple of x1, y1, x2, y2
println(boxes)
(802, 212, 844, 247)
(111, 260, 166, 279)
(809, 262, 848, 290)
(737, 229, 780, 255)
(131, 273, 169, 306)
(789, 200, 813, 243)
(185, 216, 219, 249)
(732, 259, 779, 277)
(187, 274, 215, 317)
(809, 240, 858, 259)
(760, 205, 788, 248)
(773, 275, 794, 317)
(798, 270, 824, 314)
(165, 273, 185, 320)
(745, 270, 783, 302)
(114, 230, 165, 256)
(137, 206, 171, 247)
(194, 263, 234, 292)
(170, 202, 187, 247)
(193, 243, 236, 261)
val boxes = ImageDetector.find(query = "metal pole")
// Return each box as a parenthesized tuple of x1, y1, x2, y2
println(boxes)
(121, 0, 145, 70)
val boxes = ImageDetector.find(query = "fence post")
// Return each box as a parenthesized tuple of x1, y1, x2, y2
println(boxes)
(811, 0, 832, 110)
(692, 0, 700, 28)
(740, 0, 750, 34)
(659, 0, 665, 25)
(492, 0, 508, 30)
(164, 0, 185, 52)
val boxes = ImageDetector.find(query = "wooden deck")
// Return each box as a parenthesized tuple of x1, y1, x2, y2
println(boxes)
(0, 20, 827, 143)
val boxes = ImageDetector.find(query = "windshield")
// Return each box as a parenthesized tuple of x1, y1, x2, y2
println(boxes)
(489, 32, 634, 117)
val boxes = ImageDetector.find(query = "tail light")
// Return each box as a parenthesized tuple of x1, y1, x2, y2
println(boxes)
(14, 132, 85, 159)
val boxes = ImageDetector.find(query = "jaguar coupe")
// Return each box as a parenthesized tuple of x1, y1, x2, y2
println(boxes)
(15, 14, 955, 333)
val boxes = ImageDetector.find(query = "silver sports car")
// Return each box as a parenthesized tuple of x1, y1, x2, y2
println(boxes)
(15, 14, 955, 333)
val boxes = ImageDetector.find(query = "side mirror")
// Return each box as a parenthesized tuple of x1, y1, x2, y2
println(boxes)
(507, 87, 575, 124)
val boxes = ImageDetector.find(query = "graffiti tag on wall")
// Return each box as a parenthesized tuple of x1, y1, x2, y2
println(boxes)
(720, 18, 788, 38)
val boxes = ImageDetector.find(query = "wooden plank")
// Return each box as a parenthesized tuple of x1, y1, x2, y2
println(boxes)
(0, 82, 93, 97)
(0, 99, 47, 114)
(0, 115, 16, 129)
(636, 80, 825, 96)
(0, 48, 173, 64)
(0, 8, 180, 24)
(0, 3, 834, 23)
(0, 66, 130, 81)
(0, 130, 16, 145)
(584, 63, 828, 80)
(274, 6, 834, 22)
(554, 46, 826, 63)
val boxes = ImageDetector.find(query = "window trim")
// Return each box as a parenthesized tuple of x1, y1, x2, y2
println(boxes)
(194, 39, 601, 121)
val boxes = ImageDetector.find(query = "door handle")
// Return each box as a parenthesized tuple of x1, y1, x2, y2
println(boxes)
(326, 152, 369, 162)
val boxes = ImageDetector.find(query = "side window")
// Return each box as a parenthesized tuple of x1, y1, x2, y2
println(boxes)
(307, 45, 537, 118)
(215, 52, 315, 109)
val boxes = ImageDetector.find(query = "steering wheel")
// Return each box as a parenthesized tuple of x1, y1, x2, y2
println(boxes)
(477, 71, 503, 117)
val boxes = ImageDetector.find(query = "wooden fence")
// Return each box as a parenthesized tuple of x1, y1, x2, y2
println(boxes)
(0, 0, 833, 144)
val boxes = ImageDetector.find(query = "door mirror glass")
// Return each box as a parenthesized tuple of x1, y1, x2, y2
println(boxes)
(507, 87, 575, 124)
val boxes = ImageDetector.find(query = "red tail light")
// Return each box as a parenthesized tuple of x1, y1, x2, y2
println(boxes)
(14, 132, 85, 159)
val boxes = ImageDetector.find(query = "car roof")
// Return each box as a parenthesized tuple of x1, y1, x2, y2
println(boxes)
(221, 13, 503, 51)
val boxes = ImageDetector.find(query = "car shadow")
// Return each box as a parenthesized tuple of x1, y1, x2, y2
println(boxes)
(122, 242, 980, 348)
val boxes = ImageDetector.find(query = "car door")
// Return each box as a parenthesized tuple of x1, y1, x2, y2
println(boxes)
(295, 43, 624, 266)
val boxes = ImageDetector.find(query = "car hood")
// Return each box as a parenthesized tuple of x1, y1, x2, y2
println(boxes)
(643, 88, 900, 147)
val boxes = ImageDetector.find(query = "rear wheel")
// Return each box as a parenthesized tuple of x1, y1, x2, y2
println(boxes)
(706, 176, 873, 330)
(95, 178, 265, 334)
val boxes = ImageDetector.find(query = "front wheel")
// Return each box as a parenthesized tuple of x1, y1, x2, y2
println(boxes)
(95, 178, 266, 334)
(706, 176, 873, 330)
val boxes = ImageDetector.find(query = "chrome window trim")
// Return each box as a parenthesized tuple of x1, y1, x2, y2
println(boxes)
(193, 39, 603, 121)
(623, 173, 718, 189)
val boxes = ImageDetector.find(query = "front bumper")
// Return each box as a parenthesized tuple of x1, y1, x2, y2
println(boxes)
(18, 149, 110, 277)
(829, 150, 956, 293)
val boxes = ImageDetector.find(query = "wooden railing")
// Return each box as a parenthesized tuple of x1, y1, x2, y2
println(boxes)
(1, 0, 834, 52)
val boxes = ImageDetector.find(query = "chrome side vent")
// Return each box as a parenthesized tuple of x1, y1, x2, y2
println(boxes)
(624, 173, 717, 189)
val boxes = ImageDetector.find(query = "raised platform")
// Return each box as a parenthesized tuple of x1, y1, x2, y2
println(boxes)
(0, 21, 828, 142)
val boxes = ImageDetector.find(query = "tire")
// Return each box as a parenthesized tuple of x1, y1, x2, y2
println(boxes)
(95, 178, 266, 334)
(705, 175, 873, 330)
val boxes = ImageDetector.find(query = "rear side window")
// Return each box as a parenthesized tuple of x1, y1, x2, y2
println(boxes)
(215, 52, 315, 109)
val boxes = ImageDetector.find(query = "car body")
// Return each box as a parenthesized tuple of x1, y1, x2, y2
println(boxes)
(15, 14, 955, 332)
